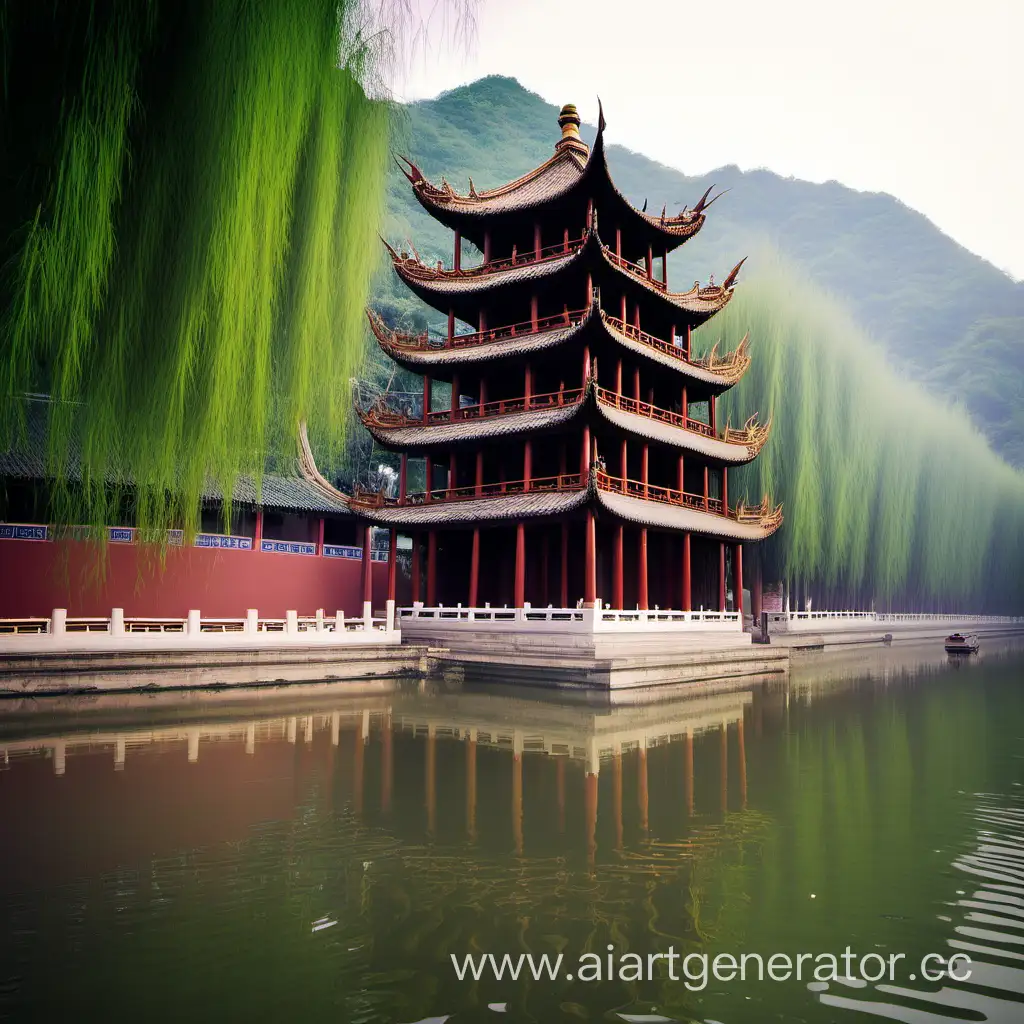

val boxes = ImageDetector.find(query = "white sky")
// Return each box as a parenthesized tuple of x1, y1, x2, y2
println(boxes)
(393, 0, 1023, 280)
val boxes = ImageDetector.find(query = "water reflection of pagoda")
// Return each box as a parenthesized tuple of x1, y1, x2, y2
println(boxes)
(353, 102, 780, 616)
(0, 690, 757, 879)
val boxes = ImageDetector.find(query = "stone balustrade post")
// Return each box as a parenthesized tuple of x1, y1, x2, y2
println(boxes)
(285, 610, 298, 635)
(334, 610, 346, 632)
(51, 608, 67, 638)
(385, 599, 395, 632)
(245, 609, 258, 635)
(111, 608, 125, 637)
(363, 601, 373, 631)
(186, 609, 201, 636)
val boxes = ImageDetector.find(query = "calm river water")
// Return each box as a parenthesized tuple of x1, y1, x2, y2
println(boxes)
(1, 642, 1023, 1023)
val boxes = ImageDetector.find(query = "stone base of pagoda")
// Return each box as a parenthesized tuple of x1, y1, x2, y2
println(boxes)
(398, 600, 788, 690)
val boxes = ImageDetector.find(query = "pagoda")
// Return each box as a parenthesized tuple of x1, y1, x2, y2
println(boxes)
(351, 102, 781, 622)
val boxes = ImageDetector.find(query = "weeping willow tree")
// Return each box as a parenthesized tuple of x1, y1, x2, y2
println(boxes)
(699, 254, 1024, 612)
(0, 0, 468, 538)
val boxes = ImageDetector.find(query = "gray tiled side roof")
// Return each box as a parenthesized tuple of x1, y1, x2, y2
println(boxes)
(360, 401, 584, 450)
(0, 400, 350, 515)
(351, 487, 590, 527)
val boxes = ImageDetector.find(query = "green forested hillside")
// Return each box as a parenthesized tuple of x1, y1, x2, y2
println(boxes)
(377, 75, 1024, 465)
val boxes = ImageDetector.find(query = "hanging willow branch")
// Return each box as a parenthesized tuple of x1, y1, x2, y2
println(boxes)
(0, 0, 472, 539)
(699, 253, 1024, 611)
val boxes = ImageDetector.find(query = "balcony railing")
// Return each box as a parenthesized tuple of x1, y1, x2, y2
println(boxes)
(396, 233, 586, 282)
(601, 313, 751, 383)
(376, 307, 589, 353)
(351, 473, 585, 509)
(603, 247, 668, 291)
(363, 387, 585, 430)
(593, 385, 716, 438)
(596, 470, 727, 516)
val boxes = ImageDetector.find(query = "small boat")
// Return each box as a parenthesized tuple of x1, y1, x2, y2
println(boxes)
(944, 632, 979, 654)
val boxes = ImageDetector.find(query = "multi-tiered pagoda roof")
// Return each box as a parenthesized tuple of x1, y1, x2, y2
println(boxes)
(350, 101, 780, 614)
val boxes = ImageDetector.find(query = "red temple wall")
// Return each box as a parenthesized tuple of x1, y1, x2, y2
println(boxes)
(0, 539, 393, 619)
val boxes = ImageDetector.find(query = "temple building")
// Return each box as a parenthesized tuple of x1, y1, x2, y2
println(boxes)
(353, 102, 781, 619)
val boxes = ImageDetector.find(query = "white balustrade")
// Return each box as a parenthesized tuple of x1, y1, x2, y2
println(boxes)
(399, 599, 743, 633)
(0, 605, 400, 653)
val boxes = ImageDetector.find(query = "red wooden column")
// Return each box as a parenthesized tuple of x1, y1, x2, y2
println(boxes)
(620, 438, 628, 479)
(719, 541, 727, 612)
(427, 531, 438, 606)
(641, 444, 649, 498)
(530, 295, 539, 333)
(722, 467, 729, 514)
(387, 529, 397, 603)
(681, 532, 692, 610)
(662, 249, 668, 286)
(638, 528, 649, 609)
(515, 523, 526, 607)
(524, 362, 533, 409)
(646, 244, 654, 281)
(447, 307, 455, 343)
(633, 366, 641, 401)
(703, 466, 710, 510)
(361, 525, 373, 606)
(615, 358, 623, 397)
(584, 509, 597, 606)
(411, 533, 421, 601)
(448, 453, 457, 497)
(681, 384, 688, 421)
(254, 510, 264, 550)
(316, 517, 325, 555)
(734, 542, 744, 617)
(523, 439, 532, 492)
(612, 524, 624, 608)
(483, 230, 491, 265)
(560, 522, 569, 607)
(422, 375, 431, 424)
(475, 450, 484, 496)
(615, 227, 622, 258)
(424, 457, 432, 503)
(710, 394, 717, 434)
(533, 221, 542, 258)
(580, 424, 591, 478)
(453, 229, 461, 271)
(399, 454, 408, 503)
(469, 529, 481, 606)
(677, 454, 685, 493)
(451, 373, 460, 419)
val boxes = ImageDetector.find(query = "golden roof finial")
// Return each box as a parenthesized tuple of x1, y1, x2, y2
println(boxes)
(555, 103, 589, 156)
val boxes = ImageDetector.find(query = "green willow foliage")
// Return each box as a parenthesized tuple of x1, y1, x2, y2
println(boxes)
(699, 256, 1024, 611)
(0, 0, 391, 536)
